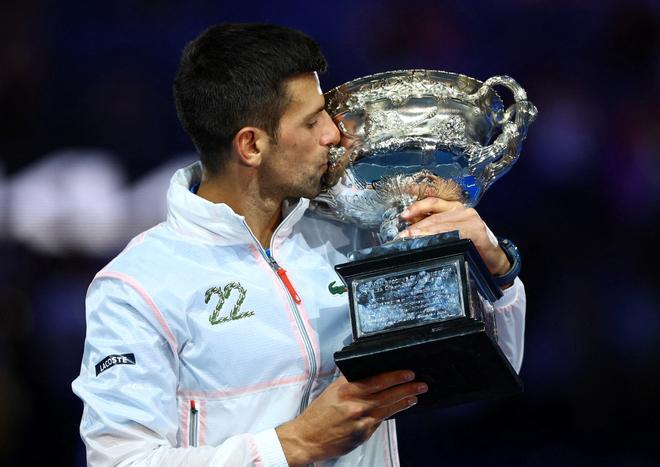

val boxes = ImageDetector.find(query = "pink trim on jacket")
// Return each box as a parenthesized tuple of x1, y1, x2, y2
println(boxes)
(177, 369, 337, 401)
(180, 399, 189, 448)
(246, 435, 264, 467)
(95, 270, 179, 357)
(198, 399, 207, 446)
(388, 421, 400, 467)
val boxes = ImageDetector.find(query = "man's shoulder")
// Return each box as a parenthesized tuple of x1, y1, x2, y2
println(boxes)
(88, 222, 203, 316)
(97, 223, 180, 281)
(114, 223, 169, 258)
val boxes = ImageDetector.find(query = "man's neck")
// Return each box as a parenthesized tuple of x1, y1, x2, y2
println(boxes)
(196, 170, 283, 248)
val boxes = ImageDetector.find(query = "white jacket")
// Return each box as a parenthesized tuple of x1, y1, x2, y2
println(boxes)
(72, 162, 526, 466)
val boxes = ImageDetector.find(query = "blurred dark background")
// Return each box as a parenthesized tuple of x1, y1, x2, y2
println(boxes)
(1, 0, 659, 465)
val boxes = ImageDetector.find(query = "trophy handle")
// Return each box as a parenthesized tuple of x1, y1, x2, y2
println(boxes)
(473, 76, 538, 190)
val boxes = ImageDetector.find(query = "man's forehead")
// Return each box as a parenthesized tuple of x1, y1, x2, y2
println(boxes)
(285, 72, 324, 106)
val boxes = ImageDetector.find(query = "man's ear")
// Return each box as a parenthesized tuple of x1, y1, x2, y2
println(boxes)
(233, 127, 270, 167)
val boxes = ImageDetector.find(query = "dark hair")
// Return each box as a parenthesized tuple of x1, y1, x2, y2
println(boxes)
(173, 23, 327, 174)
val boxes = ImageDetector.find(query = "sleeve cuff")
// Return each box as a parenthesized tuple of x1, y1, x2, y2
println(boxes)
(493, 277, 524, 309)
(253, 428, 289, 467)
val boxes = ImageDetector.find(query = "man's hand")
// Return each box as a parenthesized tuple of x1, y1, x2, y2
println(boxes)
(276, 370, 427, 466)
(399, 197, 511, 278)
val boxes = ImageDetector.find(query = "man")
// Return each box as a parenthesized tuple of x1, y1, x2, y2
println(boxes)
(72, 23, 525, 466)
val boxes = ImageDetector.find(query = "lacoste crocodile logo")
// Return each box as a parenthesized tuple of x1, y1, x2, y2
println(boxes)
(205, 282, 255, 325)
(328, 281, 347, 295)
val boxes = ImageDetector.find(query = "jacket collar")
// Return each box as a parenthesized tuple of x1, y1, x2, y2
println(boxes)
(166, 162, 309, 246)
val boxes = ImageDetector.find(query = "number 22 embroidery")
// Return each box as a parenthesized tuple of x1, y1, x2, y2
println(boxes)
(205, 282, 255, 325)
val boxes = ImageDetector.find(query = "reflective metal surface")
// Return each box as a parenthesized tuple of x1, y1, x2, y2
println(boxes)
(312, 69, 537, 241)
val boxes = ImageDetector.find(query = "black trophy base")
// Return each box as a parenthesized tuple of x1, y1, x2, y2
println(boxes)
(334, 319, 523, 417)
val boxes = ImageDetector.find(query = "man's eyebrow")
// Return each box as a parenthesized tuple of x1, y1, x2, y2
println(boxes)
(303, 105, 326, 121)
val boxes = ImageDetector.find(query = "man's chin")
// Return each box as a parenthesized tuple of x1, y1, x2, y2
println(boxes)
(298, 180, 323, 200)
(301, 186, 323, 200)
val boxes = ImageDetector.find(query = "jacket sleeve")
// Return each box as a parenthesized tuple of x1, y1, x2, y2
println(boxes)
(71, 275, 289, 467)
(491, 277, 526, 372)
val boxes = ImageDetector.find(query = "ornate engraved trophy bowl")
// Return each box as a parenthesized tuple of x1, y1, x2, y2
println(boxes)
(314, 69, 536, 414)
(314, 69, 537, 241)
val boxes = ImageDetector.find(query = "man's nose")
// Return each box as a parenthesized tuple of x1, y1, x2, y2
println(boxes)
(320, 111, 340, 146)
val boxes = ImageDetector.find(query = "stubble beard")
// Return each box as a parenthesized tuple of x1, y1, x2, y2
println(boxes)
(268, 145, 327, 200)
(261, 156, 324, 201)
(292, 172, 323, 200)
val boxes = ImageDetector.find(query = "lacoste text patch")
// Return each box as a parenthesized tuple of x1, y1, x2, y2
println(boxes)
(95, 353, 136, 376)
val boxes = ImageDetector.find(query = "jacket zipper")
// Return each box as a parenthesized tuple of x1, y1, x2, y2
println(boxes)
(243, 213, 318, 415)
(189, 400, 198, 447)
(265, 250, 317, 414)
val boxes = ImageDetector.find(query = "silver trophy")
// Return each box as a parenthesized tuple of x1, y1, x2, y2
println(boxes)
(312, 69, 537, 412)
